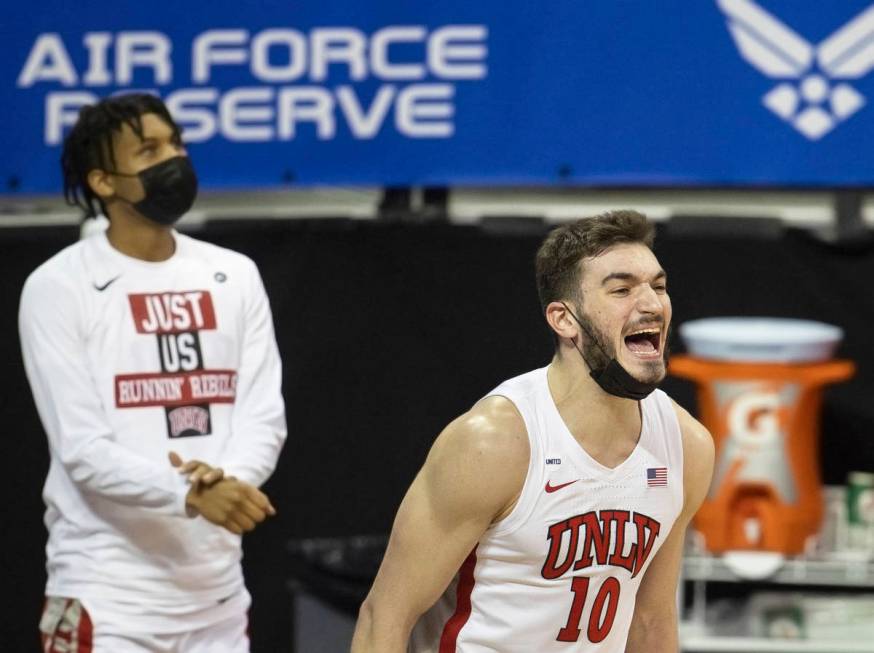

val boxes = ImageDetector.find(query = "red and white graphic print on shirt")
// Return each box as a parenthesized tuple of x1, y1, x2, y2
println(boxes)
(115, 290, 237, 438)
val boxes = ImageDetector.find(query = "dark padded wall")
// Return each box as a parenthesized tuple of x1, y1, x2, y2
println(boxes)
(2, 219, 872, 651)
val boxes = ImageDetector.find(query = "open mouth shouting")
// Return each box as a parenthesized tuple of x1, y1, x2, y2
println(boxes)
(623, 327, 662, 360)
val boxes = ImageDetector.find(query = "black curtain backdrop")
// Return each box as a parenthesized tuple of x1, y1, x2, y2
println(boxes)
(2, 218, 873, 652)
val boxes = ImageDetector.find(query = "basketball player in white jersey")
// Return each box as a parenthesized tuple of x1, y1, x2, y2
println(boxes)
(352, 210, 715, 652)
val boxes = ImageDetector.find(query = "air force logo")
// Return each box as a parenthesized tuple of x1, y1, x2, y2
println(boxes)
(717, 0, 874, 139)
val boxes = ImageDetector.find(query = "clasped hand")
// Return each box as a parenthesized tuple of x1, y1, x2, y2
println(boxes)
(169, 451, 276, 535)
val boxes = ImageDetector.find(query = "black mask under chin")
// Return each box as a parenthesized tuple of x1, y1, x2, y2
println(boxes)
(114, 156, 198, 226)
(588, 358, 658, 401)
(562, 303, 659, 401)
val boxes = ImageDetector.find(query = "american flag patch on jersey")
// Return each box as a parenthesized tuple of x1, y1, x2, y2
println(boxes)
(647, 467, 668, 487)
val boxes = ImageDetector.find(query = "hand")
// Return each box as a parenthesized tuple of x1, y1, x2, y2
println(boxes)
(185, 477, 277, 535)
(169, 451, 224, 489)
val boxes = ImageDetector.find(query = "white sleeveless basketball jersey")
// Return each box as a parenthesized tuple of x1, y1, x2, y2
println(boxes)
(409, 366, 684, 652)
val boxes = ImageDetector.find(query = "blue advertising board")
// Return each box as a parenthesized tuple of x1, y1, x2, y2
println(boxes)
(4, 0, 874, 193)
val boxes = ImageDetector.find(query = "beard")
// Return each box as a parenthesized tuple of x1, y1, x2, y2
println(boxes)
(572, 304, 671, 385)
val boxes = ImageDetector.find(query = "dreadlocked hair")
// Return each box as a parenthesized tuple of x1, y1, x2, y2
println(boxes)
(60, 93, 181, 218)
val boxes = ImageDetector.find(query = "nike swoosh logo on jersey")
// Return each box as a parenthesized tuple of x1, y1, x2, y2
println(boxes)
(545, 479, 579, 493)
(93, 275, 121, 292)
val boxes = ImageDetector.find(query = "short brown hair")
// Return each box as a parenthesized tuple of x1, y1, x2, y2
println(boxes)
(535, 210, 655, 311)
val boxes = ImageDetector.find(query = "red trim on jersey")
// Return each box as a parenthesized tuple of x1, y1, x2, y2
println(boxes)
(438, 548, 478, 653)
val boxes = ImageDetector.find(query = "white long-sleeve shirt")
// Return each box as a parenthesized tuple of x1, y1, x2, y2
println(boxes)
(19, 230, 286, 630)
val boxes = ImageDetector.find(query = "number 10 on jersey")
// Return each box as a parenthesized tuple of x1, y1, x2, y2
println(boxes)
(557, 576, 620, 643)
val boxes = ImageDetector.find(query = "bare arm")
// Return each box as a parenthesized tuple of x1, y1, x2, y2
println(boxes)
(351, 397, 529, 653)
(626, 402, 715, 653)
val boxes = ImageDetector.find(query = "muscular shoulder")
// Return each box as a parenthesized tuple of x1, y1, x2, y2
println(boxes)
(671, 400, 714, 463)
(423, 395, 530, 524)
(431, 395, 529, 474)
(670, 399, 715, 517)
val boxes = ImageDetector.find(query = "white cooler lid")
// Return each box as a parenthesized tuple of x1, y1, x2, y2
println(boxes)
(678, 317, 843, 363)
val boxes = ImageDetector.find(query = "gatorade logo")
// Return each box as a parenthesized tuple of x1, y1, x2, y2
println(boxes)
(727, 390, 782, 446)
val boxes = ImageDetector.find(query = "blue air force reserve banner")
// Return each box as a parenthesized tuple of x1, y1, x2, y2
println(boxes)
(4, 0, 874, 193)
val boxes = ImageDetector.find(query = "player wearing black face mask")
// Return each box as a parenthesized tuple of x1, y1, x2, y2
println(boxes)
(22, 93, 287, 652)
(109, 155, 199, 226)
(60, 93, 201, 260)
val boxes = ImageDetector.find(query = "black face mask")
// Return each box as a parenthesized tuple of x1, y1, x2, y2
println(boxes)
(113, 156, 198, 225)
(562, 302, 661, 401)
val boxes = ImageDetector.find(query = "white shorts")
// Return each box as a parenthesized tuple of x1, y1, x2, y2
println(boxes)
(40, 595, 250, 653)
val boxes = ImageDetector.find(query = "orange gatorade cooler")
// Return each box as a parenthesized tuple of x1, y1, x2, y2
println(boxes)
(670, 318, 854, 555)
